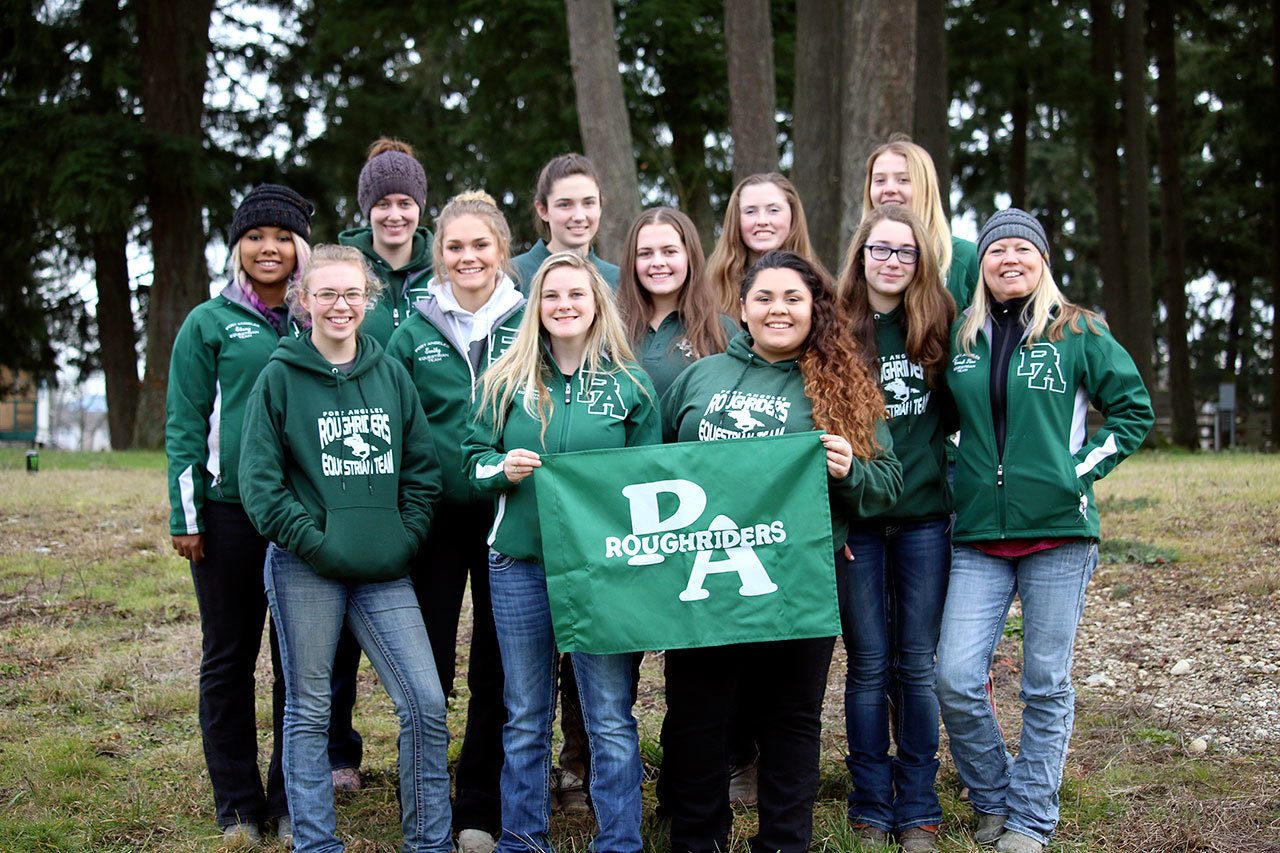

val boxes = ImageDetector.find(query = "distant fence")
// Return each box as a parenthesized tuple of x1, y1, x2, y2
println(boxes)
(1086, 389, 1272, 451)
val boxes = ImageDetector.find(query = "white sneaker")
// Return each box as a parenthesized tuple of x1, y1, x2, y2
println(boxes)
(458, 828, 497, 853)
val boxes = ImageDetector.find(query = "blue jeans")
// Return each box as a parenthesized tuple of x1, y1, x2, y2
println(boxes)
(935, 541, 1098, 845)
(487, 551, 642, 853)
(264, 545, 452, 853)
(841, 518, 950, 832)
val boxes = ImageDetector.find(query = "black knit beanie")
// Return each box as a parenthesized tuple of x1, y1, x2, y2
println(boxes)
(230, 184, 314, 245)
(977, 208, 1050, 261)
(357, 150, 427, 216)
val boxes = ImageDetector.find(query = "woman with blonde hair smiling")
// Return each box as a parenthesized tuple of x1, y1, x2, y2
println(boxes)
(386, 189, 526, 853)
(463, 252, 660, 853)
(861, 133, 979, 308)
(936, 209, 1152, 853)
(706, 172, 818, 315)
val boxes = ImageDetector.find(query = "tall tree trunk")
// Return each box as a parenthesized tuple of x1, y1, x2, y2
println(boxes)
(1121, 0, 1155, 387)
(913, 0, 950, 220)
(82, 0, 139, 450)
(132, 0, 215, 448)
(1270, 0, 1280, 447)
(1089, 0, 1128, 333)
(564, 0, 641, 264)
(841, 0, 918, 249)
(92, 229, 139, 450)
(668, 119, 716, 252)
(725, 0, 778, 184)
(793, 0, 844, 270)
(1152, 0, 1196, 448)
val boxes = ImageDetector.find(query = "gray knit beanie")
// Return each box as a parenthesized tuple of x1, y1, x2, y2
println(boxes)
(977, 208, 1049, 261)
(358, 150, 427, 217)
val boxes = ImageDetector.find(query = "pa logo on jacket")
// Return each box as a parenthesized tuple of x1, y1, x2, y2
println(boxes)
(1017, 343, 1066, 393)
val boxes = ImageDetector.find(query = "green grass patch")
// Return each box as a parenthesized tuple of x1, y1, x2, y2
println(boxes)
(0, 448, 167, 471)
(1, 449, 1277, 849)
(1100, 537, 1179, 565)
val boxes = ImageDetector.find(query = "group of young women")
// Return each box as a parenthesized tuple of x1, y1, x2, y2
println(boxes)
(166, 134, 1153, 853)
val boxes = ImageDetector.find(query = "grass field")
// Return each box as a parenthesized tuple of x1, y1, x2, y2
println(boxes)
(0, 449, 1277, 851)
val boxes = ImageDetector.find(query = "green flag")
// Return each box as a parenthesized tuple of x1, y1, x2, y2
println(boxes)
(536, 432, 838, 654)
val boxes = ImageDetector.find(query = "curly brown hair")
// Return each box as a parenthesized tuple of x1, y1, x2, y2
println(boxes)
(741, 252, 885, 460)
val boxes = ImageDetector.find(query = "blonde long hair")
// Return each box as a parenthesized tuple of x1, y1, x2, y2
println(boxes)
(707, 173, 816, 314)
(956, 254, 1105, 355)
(478, 252, 647, 441)
(861, 134, 953, 277)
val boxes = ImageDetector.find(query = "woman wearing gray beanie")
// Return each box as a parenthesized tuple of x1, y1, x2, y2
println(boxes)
(338, 137, 434, 347)
(935, 208, 1153, 852)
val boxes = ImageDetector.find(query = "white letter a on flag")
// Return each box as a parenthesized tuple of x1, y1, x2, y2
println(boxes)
(680, 515, 778, 601)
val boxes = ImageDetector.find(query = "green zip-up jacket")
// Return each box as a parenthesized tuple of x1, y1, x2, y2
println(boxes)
(509, 239, 620, 294)
(637, 312, 741, 398)
(946, 311, 1153, 542)
(661, 333, 903, 544)
(946, 236, 980, 310)
(166, 281, 296, 535)
(239, 332, 442, 581)
(463, 356, 661, 563)
(868, 305, 954, 522)
(339, 226, 435, 346)
(385, 282, 526, 507)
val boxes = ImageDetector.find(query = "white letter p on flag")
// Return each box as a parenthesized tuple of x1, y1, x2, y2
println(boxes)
(620, 479, 707, 566)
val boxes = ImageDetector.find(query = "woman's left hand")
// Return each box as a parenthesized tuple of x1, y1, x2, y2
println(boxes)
(821, 433, 853, 479)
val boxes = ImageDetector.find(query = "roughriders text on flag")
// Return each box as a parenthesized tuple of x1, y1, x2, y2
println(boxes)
(536, 432, 839, 654)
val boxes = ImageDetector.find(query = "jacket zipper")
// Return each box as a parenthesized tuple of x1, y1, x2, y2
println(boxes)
(557, 372, 574, 452)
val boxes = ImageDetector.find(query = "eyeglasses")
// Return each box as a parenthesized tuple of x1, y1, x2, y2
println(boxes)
(864, 244, 919, 265)
(309, 288, 368, 306)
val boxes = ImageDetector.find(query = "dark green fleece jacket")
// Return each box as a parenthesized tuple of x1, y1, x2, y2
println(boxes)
(338, 226, 435, 346)
(947, 310, 1153, 542)
(166, 281, 297, 535)
(636, 312, 741, 398)
(661, 333, 903, 544)
(385, 282, 526, 507)
(462, 355, 661, 564)
(509, 239, 620, 294)
(947, 236, 980, 310)
(239, 332, 442, 581)
(867, 305, 954, 522)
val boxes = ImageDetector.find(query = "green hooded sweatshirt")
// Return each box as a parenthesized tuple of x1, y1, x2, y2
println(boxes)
(166, 281, 297, 535)
(509, 239, 620, 294)
(661, 332, 903, 544)
(385, 275, 526, 507)
(462, 355, 661, 564)
(946, 310, 1153, 542)
(338, 225, 435, 346)
(867, 305, 954, 522)
(946, 236, 980, 310)
(239, 332, 442, 581)
(636, 312, 741, 398)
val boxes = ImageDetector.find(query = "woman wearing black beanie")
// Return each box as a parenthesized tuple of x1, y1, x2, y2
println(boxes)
(165, 183, 313, 843)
